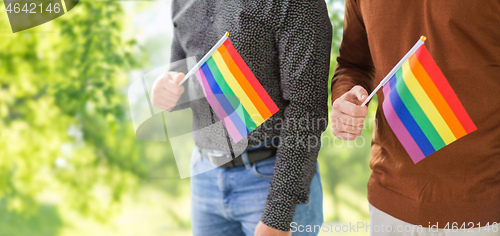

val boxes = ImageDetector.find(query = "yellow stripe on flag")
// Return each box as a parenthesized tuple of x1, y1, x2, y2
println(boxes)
(60, 0, 68, 13)
(212, 50, 265, 125)
(402, 61, 456, 144)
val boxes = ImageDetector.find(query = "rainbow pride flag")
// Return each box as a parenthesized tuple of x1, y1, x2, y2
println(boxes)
(193, 35, 279, 143)
(382, 43, 476, 163)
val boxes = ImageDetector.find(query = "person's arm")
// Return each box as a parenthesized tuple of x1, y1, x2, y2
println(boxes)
(259, 0, 332, 231)
(151, 0, 191, 112)
(331, 0, 375, 102)
(329, 0, 375, 140)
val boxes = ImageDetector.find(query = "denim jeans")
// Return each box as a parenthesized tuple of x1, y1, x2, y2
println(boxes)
(190, 148, 323, 236)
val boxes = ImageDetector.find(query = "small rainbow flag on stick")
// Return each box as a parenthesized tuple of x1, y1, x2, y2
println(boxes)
(179, 32, 279, 143)
(362, 36, 476, 163)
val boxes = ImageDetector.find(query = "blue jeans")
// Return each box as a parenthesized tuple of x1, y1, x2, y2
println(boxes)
(190, 148, 323, 236)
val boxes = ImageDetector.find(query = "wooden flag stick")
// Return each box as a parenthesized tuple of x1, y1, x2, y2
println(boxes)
(178, 32, 230, 85)
(361, 36, 427, 106)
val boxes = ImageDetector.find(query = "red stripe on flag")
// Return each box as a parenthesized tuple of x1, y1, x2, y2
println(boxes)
(415, 46, 477, 133)
(218, 45, 273, 119)
(223, 39, 279, 114)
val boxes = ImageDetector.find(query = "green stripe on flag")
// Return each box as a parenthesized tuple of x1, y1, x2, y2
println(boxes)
(206, 58, 257, 132)
(395, 69, 446, 150)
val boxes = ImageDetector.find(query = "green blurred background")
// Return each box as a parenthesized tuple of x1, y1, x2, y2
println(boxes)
(0, 0, 378, 235)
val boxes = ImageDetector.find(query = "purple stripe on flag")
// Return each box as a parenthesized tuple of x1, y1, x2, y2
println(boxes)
(195, 69, 243, 142)
(383, 84, 426, 163)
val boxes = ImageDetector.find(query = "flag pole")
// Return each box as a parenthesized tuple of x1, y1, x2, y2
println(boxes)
(361, 36, 427, 106)
(178, 32, 230, 85)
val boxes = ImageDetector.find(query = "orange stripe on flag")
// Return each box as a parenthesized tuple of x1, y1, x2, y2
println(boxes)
(415, 46, 476, 133)
(218, 45, 273, 119)
(223, 40, 279, 114)
(408, 54, 467, 139)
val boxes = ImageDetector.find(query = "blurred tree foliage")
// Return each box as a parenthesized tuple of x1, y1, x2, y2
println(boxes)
(0, 0, 158, 221)
(319, 0, 375, 222)
(326, 0, 345, 76)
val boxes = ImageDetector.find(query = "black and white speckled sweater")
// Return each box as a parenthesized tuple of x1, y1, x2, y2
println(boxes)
(170, 0, 332, 231)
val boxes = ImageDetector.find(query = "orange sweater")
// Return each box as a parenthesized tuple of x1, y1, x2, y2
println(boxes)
(332, 0, 500, 227)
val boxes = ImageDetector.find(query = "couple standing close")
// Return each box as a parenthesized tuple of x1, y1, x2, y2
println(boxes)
(151, 0, 500, 235)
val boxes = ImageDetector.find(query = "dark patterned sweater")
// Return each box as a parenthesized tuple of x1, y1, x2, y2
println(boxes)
(170, 0, 332, 230)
